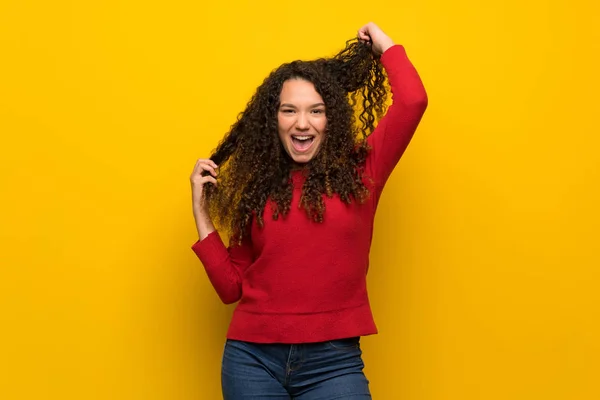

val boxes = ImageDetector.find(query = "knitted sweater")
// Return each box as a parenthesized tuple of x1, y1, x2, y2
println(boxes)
(192, 44, 428, 343)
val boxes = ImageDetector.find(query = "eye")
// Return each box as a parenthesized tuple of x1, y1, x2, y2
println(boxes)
(281, 109, 295, 114)
(311, 109, 325, 114)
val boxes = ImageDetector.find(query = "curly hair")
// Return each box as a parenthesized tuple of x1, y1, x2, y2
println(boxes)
(204, 39, 389, 244)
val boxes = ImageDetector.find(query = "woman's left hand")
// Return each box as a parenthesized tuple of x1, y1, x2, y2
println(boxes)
(357, 22, 395, 56)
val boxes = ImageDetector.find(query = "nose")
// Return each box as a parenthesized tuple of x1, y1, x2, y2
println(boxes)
(295, 112, 309, 130)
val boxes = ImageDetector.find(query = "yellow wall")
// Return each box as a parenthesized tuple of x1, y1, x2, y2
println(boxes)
(1, 1, 598, 399)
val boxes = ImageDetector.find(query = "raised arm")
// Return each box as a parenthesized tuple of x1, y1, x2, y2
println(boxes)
(189, 158, 253, 304)
(359, 23, 428, 192)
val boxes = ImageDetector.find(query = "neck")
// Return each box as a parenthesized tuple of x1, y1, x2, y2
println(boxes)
(291, 163, 307, 171)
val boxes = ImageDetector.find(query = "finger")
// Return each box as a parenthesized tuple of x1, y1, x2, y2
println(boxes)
(201, 164, 218, 177)
(194, 160, 218, 177)
(193, 158, 209, 174)
(193, 175, 218, 186)
(357, 28, 370, 41)
(359, 32, 372, 44)
(202, 176, 218, 186)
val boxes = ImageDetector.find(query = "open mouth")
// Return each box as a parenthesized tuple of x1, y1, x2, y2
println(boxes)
(291, 135, 315, 152)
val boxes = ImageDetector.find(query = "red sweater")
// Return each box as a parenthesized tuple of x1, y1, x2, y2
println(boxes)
(192, 45, 428, 344)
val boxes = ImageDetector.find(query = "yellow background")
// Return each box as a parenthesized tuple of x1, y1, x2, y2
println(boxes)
(1, 0, 599, 399)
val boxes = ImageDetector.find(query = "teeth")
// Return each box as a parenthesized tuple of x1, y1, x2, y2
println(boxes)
(293, 136, 312, 140)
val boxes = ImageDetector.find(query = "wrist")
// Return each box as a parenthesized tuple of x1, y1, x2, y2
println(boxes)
(194, 214, 216, 241)
(198, 225, 216, 241)
(193, 203, 209, 216)
(193, 207, 213, 224)
(380, 39, 395, 55)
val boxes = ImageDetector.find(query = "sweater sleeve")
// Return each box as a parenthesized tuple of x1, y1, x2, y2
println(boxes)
(366, 44, 428, 194)
(191, 231, 254, 304)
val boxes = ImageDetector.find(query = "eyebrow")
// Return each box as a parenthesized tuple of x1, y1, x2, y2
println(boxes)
(280, 103, 326, 108)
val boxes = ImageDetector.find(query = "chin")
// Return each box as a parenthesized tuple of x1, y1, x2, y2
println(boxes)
(287, 149, 319, 164)
(290, 155, 313, 164)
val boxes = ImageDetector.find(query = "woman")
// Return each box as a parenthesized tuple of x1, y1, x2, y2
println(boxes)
(190, 22, 427, 399)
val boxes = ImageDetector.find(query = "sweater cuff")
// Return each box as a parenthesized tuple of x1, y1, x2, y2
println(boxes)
(381, 44, 406, 59)
(380, 44, 409, 85)
(191, 231, 228, 268)
(380, 44, 406, 64)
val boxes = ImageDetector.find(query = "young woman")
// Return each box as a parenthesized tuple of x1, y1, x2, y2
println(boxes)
(190, 22, 428, 399)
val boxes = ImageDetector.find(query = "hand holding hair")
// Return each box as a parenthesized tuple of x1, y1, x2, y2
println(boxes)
(357, 22, 395, 56)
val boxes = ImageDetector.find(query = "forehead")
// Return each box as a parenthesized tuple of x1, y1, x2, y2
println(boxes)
(280, 79, 324, 103)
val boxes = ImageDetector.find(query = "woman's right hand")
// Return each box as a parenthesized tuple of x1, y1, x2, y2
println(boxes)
(190, 158, 218, 240)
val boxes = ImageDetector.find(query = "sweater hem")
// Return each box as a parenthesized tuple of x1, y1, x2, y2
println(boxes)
(225, 302, 378, 344)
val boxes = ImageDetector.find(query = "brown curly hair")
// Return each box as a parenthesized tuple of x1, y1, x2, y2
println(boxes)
(204, 39, 389, 244)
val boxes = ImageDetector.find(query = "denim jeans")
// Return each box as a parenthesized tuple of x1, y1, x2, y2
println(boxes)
(221, 337, 372, 399)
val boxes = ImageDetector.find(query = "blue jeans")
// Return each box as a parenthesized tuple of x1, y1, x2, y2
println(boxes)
(221, 337, 372, 399)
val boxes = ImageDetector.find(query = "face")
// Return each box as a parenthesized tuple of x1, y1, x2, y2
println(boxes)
(277, 78, 327, 164)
